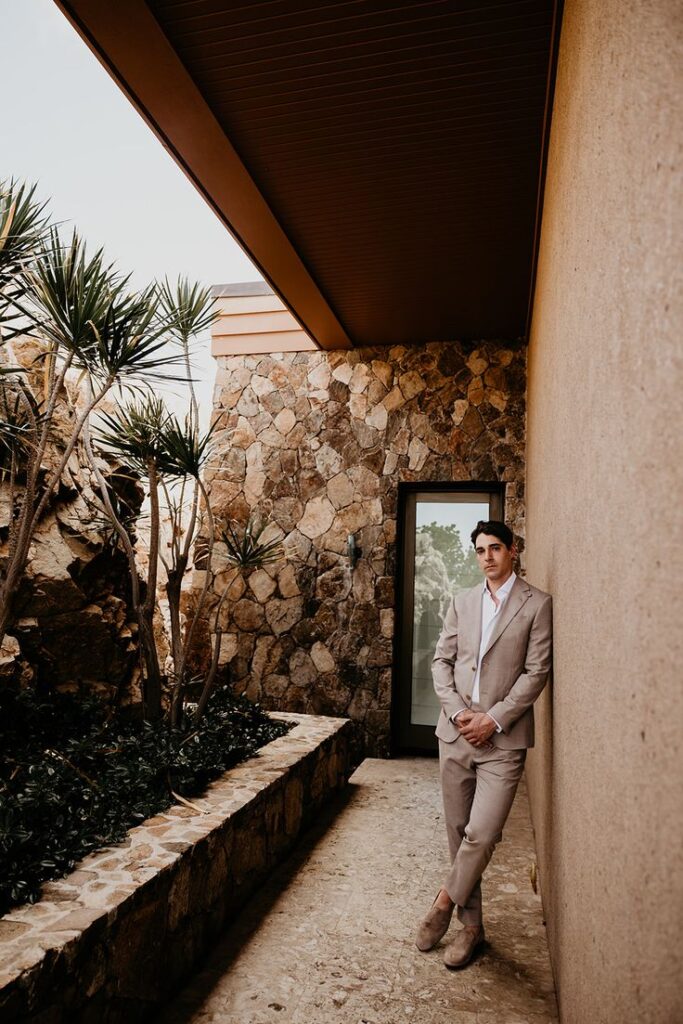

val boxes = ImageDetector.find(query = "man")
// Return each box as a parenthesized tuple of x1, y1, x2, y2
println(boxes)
(415, 520, 552, 969)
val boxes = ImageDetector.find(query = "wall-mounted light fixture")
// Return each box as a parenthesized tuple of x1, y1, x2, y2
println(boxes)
(347, 533, 361, 569)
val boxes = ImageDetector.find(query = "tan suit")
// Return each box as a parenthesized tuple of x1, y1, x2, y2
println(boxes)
(432, 576, 552, 924)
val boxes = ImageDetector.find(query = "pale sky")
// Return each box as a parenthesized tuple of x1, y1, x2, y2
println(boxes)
(1, 0, 262, 420)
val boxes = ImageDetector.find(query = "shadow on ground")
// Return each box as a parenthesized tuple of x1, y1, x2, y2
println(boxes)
(154, 759, 557, 1024)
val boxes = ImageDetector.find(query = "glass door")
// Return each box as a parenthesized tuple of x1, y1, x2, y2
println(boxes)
(394, 484, 504, 752)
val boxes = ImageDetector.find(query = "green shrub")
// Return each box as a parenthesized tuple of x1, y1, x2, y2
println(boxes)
(0, 686, 290, 913)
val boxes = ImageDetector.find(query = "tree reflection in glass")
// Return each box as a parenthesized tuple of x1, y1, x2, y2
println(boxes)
(410, 501, 489, 727)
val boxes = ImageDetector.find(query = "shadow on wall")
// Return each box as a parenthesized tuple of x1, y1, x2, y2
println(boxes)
(192, 341, 527, 758)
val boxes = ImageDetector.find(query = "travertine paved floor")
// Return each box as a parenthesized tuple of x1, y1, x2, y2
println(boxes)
(156, 758, 558, 1024)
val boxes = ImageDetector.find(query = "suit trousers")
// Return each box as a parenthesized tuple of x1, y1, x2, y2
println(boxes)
(439, 735, 526, 926)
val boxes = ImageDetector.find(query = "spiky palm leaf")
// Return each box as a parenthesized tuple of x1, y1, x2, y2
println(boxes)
(156, 277, 219, 429)
(0, 180, 51, 337)
(0, 384, 40, 474)
(156, 276, 218, 347)
(15, 228, 114, 353)
(156, 413, 216, 480)
(85, 284, 185, 384)
(94, 396, 169, 474)
(0, 180, 50, 289)
(16, 230, 183, 384)
(221, 517, 284, 570)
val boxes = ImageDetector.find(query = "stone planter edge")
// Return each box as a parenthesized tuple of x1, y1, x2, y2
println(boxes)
(0, 711, 352, 1023)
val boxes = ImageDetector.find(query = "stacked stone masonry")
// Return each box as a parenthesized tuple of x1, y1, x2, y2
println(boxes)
(202, 342, 527, 757)
(0, 713, 352, 1023)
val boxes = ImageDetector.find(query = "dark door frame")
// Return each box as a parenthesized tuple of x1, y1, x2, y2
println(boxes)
(391, 481, 506, 756)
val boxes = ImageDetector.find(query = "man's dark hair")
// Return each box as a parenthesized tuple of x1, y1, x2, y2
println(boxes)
(470, 520, 514, 549)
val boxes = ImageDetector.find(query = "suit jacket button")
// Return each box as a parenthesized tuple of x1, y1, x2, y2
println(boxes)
(471, 666, 476, 671)
(465, 694, 471, 701)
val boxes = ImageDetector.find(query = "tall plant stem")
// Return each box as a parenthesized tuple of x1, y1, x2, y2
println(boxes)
(27, 348, 74, 495)
(84, 403, 167, 723)
(182, 336, 199, 435)
(173, 478, 215, 718)
(168, 332, 204, 726)
(82, 417, 165, 717)
(168, 476, 200, 727)
(141, 458, 163, 720)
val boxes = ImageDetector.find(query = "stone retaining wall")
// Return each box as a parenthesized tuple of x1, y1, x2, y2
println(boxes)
(0, 713, 351, 1023)
(201, 341, 527, 756)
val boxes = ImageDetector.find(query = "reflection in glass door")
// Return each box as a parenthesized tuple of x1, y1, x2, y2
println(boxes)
(395, 485, 503, 752)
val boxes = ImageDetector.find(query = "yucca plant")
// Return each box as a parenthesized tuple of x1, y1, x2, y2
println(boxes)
(221, 517, 285, 570)
(193, 517, 285, 722)
(0, 185, 285, 732)
(90, 394, 220, 722)
(156, 279, 219, 723)
(87, 397, 170, 717)
(85, 279, 223, 724)
(0, 203, 183, 663)
(157, 413, 217, 701)
(89, 395, 286, 727)
(157, 277, 217, 428)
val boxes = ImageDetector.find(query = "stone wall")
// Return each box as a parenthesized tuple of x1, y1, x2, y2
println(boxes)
(201, 341, 526, 756)
(0, 713, 352, 1023)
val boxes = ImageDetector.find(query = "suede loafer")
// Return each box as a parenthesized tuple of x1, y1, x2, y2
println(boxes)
(443, 925, 485, 968)
(415, 899, 454, 952)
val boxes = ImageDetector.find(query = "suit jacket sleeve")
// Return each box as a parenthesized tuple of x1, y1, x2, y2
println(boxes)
(432, 597, 469, 722)
(487, 594, 553, 733)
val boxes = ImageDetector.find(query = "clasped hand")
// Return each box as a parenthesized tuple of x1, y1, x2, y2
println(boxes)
(456, 710, 496, 747)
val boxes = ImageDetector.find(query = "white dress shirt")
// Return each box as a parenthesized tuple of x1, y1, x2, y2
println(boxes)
(473, 571, 517, 705)
(453, 571, 517, 732)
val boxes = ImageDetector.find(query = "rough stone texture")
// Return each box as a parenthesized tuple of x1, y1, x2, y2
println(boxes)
(156, 759, 557, 1024)
(0, 338, 143, 700)
(523, 4, 683, 1023)
(0, 714, 351, 1023)
(203, 342, 526, 756)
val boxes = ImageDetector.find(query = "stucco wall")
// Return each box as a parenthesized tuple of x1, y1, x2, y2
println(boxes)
(203, 341, 526, 757)
(524, 2, 683, 1022)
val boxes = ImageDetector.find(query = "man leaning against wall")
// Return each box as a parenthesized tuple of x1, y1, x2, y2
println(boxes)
(415, 520, 553, 969)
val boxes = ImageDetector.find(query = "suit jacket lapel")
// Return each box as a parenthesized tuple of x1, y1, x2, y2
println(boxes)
(473, 581, 483, 651)
(466, 583, 483, 656)
(480, 578, 531, 659)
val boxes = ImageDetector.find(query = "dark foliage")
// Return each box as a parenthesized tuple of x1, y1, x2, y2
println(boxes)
(0, 686, 290, 914)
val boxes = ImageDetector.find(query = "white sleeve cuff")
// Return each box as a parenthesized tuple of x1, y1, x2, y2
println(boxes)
(486, 712, 502, 733)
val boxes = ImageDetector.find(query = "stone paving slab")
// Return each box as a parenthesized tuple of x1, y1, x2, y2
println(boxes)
(155, 758, 558, 1024)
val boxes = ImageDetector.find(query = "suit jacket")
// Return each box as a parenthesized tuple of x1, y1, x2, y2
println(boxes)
(433, 576, 552, 749)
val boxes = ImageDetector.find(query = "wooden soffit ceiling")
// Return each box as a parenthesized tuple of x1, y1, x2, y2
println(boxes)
(55, 0, 562, 350)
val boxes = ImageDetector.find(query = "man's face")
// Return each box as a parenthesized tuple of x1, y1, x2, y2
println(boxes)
(474, 533, 515, 584)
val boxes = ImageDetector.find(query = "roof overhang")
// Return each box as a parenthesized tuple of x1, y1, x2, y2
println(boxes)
(54, 0, 562, 350)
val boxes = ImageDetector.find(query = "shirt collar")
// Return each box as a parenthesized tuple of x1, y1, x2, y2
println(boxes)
(483, 571, 517, 600)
